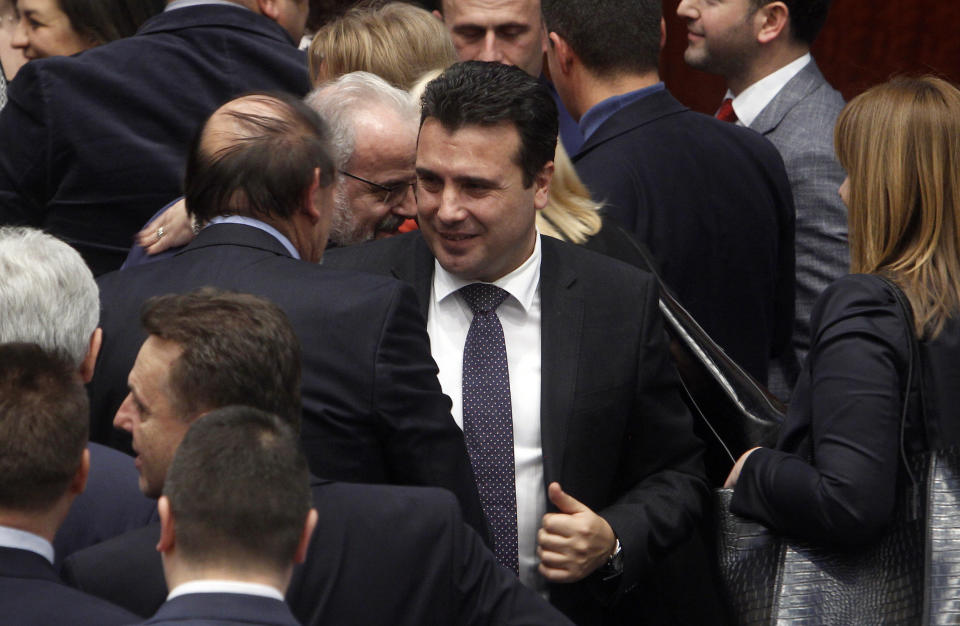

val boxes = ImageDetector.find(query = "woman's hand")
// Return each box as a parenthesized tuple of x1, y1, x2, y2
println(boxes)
(136, 198, 196, 255)
(724, 447, 762, 488)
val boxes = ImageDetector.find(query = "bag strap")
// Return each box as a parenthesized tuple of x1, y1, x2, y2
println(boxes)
(874, 274, 926, 520)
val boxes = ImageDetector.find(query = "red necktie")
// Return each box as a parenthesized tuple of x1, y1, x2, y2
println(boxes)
(716, 98, 738, 123)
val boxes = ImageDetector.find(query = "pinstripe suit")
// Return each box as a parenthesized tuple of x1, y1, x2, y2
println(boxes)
(752, 60, 849, 399)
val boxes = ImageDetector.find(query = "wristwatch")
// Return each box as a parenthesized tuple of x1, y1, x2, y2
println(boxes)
(599, 538, 623, 581)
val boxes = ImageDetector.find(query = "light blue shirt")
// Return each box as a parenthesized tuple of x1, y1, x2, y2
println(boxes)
(0, 525, 55, 564)
(578, 82, 666, 143)
(208, 215, 300, 259)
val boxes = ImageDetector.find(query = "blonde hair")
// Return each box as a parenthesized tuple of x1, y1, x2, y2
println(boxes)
(835, 75, 960, 338)
(309, 2, 457, 91)
(537, 142, 602, 244)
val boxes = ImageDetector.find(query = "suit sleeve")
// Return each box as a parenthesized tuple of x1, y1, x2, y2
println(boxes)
(372, 281, 489, 540)
(731, 278, 907, 545)
(598, 274, 709, 594)
(0, 63, 51, 223)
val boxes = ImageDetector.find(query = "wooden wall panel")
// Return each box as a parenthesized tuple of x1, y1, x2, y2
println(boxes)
(660, 0, 960, 114)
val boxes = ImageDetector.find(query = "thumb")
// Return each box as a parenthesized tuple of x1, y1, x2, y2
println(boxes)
(548, 482, 588, 514)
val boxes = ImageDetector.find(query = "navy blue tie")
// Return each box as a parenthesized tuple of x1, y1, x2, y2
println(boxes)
(460, 283, 519, 575)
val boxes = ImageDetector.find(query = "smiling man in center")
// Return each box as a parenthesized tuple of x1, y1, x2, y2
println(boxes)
(324, 61, 708, 624)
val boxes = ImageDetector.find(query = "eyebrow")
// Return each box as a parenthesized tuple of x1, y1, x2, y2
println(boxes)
(416, 167, 500, 189)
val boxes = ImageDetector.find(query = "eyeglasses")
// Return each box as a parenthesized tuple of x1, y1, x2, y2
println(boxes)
(340, 170, 415, 206)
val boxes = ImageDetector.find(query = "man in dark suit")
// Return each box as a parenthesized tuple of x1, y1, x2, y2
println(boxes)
(0, 0, 312, 275)
(542, 0, 796, 385)
(324, 61, 708, 625)
(0, 226, 157, 565)
(65, 289, 571, 626)
(90, 93, 486, 533)
(145, 406, 314, 626)
(0, 344, 138, 625)
(677, 0, 847, 398)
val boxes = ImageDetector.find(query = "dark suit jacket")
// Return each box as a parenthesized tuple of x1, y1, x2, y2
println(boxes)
(0, 546, 137, 625)
(0, 5, 311, 275)
(573, 89, 795, 385)
(143, 593, 300, 625)
(92, 223, 486, 537)
(53, 443, 157, 567)
(64, 480, 572, 626)
(323, 233, 709, 624)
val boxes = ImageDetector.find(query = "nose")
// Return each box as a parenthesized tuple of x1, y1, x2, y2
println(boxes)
(476, 31, 503, 63)
(114, 394, 135, 432)
(435, 185, 467, 226)
(394, 184, 416, 219)
(11, 17, 27, 50)
(677, 0, 696, 19)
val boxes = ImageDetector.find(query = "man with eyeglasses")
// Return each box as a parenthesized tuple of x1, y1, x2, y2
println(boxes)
(306, 72, 419, 247)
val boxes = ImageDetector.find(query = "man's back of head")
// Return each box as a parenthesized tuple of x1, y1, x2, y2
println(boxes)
(541, 0, 662, 77)
(305, 72, 419, 245)
(158, 405, 314, 590)
(0, 227, 99, 375)
(0, 344, 88, 520)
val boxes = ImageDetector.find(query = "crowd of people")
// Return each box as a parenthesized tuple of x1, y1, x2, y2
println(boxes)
(0, 0, 957, 624)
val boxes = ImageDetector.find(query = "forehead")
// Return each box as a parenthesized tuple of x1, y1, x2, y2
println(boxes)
(444, 0, 541, 25)
(417, 119, 522, 177)
(130, 336, 182, 392)
(16, 0, 59, 14)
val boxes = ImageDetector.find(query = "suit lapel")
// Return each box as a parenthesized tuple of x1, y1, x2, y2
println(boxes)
(538, 238, 583, 486)
(750, 60, 827, 135)
(573, 89, 688, 162)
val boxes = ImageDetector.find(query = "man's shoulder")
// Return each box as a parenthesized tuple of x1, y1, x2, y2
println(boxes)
(323, 232, 426, 274)
(312, 480, 460, 528)
(540, 235, 658, 296)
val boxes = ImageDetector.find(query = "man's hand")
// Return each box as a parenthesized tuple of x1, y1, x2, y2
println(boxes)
(136, 198, 197, 255)
(724, 446, 761, 488)
(537, 482, 617, 583)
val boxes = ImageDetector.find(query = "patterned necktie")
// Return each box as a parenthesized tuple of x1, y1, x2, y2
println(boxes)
(459, 283, 519, 575)
(716, 97, 738, 123)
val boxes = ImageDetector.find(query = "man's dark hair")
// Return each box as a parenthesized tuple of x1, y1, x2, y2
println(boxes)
(163, 406, 311, 572)
(61, 0, 163, 45)
(140, 288, 302, 430)
(0, 344, 88, 512)
(751, 0, 831, 45)
(541, 0, 662, 77)
(185, 92, 337, 223)
(420, 61, 557, 188)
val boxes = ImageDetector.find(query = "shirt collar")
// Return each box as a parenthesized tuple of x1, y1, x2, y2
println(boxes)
(579, 82, 666, 143)
(726, 53, 811, 127)
(208, 216, 301, 259)
(0, 525, 54, 565)
(433, 231, 542, 313)
(167, 580, 285, 601)
(165, 0, 249, 11)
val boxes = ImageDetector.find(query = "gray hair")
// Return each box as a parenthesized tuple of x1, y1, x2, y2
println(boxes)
(304, 71, 419, 170)
(0, 227, 99, 368)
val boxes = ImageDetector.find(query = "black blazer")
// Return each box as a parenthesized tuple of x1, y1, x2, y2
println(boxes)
(324, 233, 709, 624)
(573, 89, 796, 385)
(64, 480, 573, 626)
(0, 5, 311, 275)
(92, 223, 486, 537)
(143, 594, 300, 626)
(0, 546, 137, 625)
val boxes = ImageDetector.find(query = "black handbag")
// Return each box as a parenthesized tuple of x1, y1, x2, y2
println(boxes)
(622, 234, 785, 485)
(714, 276, 960, 624)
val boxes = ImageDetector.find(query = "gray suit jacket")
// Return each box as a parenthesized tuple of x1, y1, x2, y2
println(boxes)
(751, 59, 848, 398)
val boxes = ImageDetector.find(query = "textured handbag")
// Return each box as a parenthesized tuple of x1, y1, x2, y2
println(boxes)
(714, 276, 960, 624)
(621, 234, 785, 485)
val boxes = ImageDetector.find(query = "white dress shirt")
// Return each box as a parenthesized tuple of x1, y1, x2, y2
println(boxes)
(725, 53, 812, 127)
(167, 579, 285, 601)
(0, 525, 54, 564)
(426, 233, 546, 592)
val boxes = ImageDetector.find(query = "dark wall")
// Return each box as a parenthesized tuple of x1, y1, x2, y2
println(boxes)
(661, 0, 960, 114)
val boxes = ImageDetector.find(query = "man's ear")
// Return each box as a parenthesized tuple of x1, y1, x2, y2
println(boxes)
(533, 161, 554, 211)
(660, 17, 667, 51)
(302, 168, 324, 223)
(432, 9, 443, 21)
(294, 508, 319, 564)
(547, 32, 574, 76)
(78, 327, 102, 384)
(157, 496, 176, 555)
(69, 448, 90, 496)
(754, 1, 789, 44)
